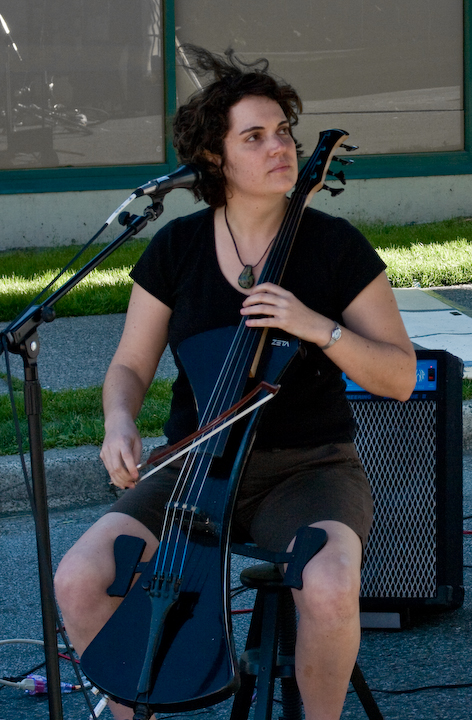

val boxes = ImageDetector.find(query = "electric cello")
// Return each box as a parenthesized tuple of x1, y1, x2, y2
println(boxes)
(80, 129, 355, 718)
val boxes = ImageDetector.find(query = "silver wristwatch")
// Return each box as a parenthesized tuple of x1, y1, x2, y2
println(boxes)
(320, 323, 342, 350)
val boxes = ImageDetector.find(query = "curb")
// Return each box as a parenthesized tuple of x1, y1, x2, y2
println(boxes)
(0, 437, 166, 515)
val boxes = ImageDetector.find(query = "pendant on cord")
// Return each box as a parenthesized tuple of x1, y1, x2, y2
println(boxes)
(225, 206, 273, 291)
(238, 265, 255, 289)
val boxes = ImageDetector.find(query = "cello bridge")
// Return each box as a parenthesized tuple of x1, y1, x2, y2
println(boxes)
(165, 501, 219, 538)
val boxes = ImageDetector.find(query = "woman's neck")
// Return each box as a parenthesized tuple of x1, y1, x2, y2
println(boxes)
(221, 195, 288, 247)
(213, 195, 289, 292)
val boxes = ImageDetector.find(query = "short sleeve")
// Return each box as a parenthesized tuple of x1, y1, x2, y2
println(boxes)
(328, 218, 387, 313)
(130, 221, 178, 308)
(129, 209, 212, 309)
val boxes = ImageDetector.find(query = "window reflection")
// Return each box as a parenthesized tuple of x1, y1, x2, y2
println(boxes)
(0, 0, 164, 169)
(175, 0, 463, 156)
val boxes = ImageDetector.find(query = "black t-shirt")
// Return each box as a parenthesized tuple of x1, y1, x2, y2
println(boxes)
(130, 206, 386, 448)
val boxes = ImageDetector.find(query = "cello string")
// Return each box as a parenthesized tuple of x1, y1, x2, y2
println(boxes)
(160, 217, 302, 578)
(155, 211, 308, 579)
(189, 171, 310, 427)
(156, 318, 264, 568)
(154, 317, 263, 576)
(154, 450, 201, 572)
(197, 151, 322, 417)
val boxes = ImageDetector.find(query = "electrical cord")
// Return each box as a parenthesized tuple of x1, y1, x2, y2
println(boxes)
(348, 680, 472, 696)
(0, 637, 111, 717)
(153, 712, 212, 719)
(230, 584, 251, 600)
(3, 333, 472, 715)
(229, 570, 472, 702)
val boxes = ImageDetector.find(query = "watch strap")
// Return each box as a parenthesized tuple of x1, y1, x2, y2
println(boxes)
(320, 323, 342, 350)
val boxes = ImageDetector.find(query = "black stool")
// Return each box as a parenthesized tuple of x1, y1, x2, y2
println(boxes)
(231, 531, 383, 720)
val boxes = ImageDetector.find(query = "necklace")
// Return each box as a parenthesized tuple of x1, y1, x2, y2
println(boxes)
(224, 206, 275, 289)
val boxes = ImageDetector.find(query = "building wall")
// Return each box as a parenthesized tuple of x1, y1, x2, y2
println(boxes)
(1, 174, 472, 252)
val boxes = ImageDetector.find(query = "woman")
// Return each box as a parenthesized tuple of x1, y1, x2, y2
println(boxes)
(55, 47, 416, 720)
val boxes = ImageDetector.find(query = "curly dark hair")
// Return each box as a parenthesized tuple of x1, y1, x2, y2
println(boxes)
(173, 45, 303, 208)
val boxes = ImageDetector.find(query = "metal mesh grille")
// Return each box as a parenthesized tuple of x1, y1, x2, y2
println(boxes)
(349, 399, 438, 598)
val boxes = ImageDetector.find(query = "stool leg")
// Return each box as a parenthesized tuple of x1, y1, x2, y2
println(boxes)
(350, 662, 384, 720)
(230, 590, 266, 720)
(229, 673, 256, 720)
(253, 588, 280, 720)
(278, 589, 302, 720)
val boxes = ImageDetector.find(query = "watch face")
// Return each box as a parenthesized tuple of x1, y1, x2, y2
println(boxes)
(333, 326, 342, 341)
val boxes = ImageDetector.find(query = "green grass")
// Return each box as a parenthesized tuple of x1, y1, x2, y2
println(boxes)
(464, 379, 472, 402)
(359, 217, 472, 288)
(377, 239, 472, 288)
(356, 217, 472, 250)
(0, 238, 149, 322)
(0, 375, 172, 456)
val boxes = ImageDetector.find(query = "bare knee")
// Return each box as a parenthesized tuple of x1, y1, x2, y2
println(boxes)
(55, 512, 158, 618)
(55, 547, 111, 613)
(291, 522, 362, 627)
(295, 555, 361, 627)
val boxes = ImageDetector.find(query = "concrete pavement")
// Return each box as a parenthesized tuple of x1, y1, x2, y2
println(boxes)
(0, 492, 469, 720)
(394, 285, 472, 377)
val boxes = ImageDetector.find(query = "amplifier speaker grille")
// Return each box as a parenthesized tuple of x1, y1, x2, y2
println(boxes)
(347, 349, 464, 611)
(353, 399, 437, 598)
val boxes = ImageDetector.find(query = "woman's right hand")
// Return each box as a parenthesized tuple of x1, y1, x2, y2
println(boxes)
(100, 414, 143, 489)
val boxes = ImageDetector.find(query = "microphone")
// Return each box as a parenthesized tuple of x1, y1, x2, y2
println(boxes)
(134, 164, 201, 197)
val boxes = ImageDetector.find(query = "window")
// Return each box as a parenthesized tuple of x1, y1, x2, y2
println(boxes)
(175, 0, 463, 158)
(0, 0, 166, 176)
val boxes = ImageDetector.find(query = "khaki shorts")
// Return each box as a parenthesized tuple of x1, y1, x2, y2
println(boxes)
(107, 442, 373, 551)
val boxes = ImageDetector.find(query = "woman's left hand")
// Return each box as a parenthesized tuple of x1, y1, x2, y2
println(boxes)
(240, 276, 417, 403)
(240, 282, 333, 345)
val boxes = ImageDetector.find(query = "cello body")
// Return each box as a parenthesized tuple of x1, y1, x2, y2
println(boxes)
(80, 327, 300, 712)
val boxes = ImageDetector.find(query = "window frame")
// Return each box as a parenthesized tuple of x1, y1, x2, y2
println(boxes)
(0, 0, 469, 194)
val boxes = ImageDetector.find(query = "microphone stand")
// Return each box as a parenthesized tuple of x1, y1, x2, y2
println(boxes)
(0, 199, 165, 719)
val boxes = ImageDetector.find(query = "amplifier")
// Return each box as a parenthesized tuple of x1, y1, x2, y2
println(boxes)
(345, 349, 464, 613)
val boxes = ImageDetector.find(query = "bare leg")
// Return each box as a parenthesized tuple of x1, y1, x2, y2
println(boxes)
(54, 511, 159, 720)
(289, 520, 363, 720)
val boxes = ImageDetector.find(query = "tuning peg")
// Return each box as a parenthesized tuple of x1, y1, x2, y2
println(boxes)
(332, 155, 354, 166)
(340, 143, 359, 152)
(327, 169, 346, 185)
(322, 184, 344, 197)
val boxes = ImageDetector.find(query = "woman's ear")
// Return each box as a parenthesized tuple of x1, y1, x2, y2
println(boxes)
(203, 149, 222, 167)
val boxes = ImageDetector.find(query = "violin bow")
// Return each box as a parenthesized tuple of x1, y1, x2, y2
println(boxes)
(137, 381, 280, 480)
